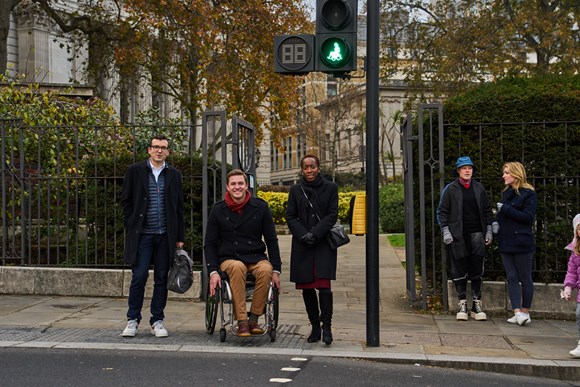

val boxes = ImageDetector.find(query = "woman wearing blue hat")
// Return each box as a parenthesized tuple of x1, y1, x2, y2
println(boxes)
(438, 156, 494, 321)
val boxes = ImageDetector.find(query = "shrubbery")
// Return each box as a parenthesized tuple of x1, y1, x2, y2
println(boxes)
(379, 183, 405, 233)
(257, 190, 366, 226)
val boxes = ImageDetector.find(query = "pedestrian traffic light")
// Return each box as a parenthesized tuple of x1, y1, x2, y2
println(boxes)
(315, 0, 358, 75)
(274, 34, 315, 75)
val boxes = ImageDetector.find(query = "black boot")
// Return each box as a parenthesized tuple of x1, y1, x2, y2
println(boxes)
(319, 291, 333, 345)
(302, 289, 321, 343)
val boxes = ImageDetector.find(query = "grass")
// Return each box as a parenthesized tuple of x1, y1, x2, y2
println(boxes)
(387, 233, 405, 247)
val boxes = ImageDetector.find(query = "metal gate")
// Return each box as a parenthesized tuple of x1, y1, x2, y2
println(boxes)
(402, 104, 447, 310)
(403, 103, 579, 312)
(200, 111, 256, 298)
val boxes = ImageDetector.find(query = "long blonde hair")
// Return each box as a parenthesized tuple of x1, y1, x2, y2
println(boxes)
(502, 162, 535, 194)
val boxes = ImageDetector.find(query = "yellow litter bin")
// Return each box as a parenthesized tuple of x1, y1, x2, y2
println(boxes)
(350, 194, 366, 236)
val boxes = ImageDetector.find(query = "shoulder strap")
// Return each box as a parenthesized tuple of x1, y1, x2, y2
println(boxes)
(300, 185, 321, 221)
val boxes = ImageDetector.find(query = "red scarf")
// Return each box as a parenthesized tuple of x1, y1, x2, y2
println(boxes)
(459, 178, 471, 189)
(225, 190, 251, 214)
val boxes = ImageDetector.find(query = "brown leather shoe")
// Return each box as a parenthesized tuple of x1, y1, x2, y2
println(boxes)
(237, 322, 251, 337)
(248, 321, 265, 335)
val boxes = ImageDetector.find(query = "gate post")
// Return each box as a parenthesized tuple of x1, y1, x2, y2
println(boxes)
(201, 111, 228, 300)
(402, 113, 417, 302)
(231, 117, 256, 195)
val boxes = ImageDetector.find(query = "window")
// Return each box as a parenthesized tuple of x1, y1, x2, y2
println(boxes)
(326, 75, 337, 97)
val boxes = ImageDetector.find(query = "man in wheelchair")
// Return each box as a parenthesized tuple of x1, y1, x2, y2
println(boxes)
(204, 169, 281, 337)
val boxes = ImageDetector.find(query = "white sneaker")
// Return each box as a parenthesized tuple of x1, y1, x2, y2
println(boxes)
(456, 300, 468, 321)
(507, 315, 517, 324)
(151, 320, 169, 337)
(569, 341, 580, 358)
(515, 312, 531, 326)
(122, 319, 138, 337)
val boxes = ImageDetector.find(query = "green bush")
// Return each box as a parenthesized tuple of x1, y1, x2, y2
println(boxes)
(379, 183, 405, 233)
(257, 189, 365, 226)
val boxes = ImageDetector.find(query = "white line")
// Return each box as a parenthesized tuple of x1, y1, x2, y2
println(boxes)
(269, 378, 292, 383)
(291, 357, 308, 361)
(281, 367, 301, 372)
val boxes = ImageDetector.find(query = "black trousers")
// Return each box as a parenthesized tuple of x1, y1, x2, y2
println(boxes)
(448, 231, 485, 300)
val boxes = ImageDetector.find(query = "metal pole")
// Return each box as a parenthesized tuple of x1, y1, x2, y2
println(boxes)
(366, 0, 380, 347)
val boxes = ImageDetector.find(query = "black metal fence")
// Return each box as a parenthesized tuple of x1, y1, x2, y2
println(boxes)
(403, 104, 580, 309)
(0, 119, 201, 267)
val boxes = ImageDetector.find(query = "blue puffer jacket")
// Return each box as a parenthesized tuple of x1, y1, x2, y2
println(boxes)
(496, 187, 537, 254)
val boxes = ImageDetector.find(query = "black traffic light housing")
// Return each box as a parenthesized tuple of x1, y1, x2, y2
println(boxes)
(315, 0, 358, 75)
(274, 34, 315, 75)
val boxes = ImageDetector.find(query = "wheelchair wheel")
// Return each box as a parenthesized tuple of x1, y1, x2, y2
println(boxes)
(205, 285, 219, 334)
(219, 328, 227, 342)
(272, 286, 279, 330)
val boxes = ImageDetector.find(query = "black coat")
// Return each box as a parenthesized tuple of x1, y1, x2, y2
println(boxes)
(286, 176, 338, 283)
(120, 160, 185, 265)
(204, 196, 282, 274)
(437, 179, 493, 239)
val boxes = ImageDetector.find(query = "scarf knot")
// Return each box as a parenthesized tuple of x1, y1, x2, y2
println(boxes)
(459, 177, 471, 189)
(225, 190, 251, 214)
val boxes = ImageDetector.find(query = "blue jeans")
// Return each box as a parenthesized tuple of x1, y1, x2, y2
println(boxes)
(501, 252, 534, 310)
(127, 233, 170, 326)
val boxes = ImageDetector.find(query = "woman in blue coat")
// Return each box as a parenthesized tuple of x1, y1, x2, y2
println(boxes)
(496, 161, 537, 326)
(286, 154, 338, 345)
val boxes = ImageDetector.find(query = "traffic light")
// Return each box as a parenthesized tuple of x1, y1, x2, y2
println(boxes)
(315, 0, 358, 75)
(274, 34, 315, 75)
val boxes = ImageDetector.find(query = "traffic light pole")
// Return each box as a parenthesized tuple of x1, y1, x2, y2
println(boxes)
(366, 0, 380, 347)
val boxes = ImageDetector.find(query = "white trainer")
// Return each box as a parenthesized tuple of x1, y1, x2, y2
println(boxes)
(122, 319, 138, 337)
(569, 341, 580, 358)
(151, 320, 169, 337)
(515, 312, 531, 326)
(507, 315, 517, 324)
(456, 299, 468, 321)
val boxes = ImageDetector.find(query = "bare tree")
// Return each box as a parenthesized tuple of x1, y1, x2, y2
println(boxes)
(379, 109, 402, 184)
(306, 77, 364, 181)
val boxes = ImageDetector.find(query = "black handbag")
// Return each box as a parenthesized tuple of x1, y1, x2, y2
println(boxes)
(167, 249, 194, 293)
(326, 224, 350, 249)
(300, 186, 350, 249)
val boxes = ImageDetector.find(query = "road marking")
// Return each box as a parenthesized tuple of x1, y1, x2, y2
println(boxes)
(291, 357, 308, 361)
(281, 367, 300, 372)
(270, 378, 292, 383)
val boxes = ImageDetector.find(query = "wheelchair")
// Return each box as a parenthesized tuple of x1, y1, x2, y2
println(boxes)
(205, 271, 279, 342)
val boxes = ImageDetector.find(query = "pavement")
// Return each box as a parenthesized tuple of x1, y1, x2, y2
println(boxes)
(1, 234, 580, 382)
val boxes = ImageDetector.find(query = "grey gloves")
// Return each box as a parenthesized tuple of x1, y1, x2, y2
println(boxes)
(492, 221, 499, 234)
(441, 226, 453, 245)
(485, 225, 493, 245)
(496, 202, 503, 212)
(301, 232, 318, 246)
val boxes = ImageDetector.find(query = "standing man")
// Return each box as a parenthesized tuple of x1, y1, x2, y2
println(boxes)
(121, 135, 185, 337)
(205, 169, 281, 336)
(438, 156, 493, 321)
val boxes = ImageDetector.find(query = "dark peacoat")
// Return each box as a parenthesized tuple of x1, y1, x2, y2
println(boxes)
(204, 196, 282, 274)
(496, 187, 537, 254)
(120, 160, 185, 265)
(286, 176, 338, 284)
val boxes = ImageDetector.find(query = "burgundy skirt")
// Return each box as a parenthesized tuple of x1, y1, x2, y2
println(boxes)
(295, 259, 331, 289)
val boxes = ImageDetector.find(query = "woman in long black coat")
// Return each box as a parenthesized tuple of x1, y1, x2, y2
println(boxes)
(286, 154, 338, 345)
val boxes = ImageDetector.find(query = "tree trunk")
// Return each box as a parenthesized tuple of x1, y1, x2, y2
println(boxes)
(0, 0, 24, 74)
